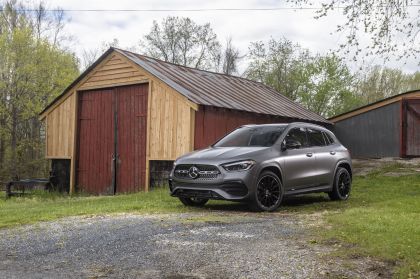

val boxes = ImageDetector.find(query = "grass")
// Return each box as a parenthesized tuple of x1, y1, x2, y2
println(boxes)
(1, 162, 419, 278)
(0, 187, 201, 228)
(278, 163, 420, 279)
(322, 173, 420, 279)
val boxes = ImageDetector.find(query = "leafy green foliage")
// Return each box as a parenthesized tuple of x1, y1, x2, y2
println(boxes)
(288, 0, 420, 64)
(354, 66, 420, 104)
(0, 1, 79, 181)
(245, 38, 357, 117)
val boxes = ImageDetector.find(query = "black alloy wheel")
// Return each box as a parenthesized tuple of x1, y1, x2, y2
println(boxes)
(251, 170, 284, 212)
(329, 167, 351, 201)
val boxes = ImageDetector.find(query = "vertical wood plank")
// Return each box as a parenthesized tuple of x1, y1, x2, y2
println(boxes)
(70, 92, 78, 194)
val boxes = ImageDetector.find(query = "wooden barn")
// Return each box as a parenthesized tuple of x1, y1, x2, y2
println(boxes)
(330, 89, 420, 158)
(40, 47, 330, 194)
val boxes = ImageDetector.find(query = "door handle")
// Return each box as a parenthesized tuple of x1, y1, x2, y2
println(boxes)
(330, 151, 336, 155)
(306, 153, 313, 157)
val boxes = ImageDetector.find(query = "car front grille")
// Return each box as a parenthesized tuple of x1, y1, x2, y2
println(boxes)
(174, 164, 220, 180)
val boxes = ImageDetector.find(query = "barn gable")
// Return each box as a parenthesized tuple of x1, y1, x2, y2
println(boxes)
(78, 53, 148, 90)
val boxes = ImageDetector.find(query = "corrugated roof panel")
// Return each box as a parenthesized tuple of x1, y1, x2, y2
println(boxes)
(115, 49, 328, 123)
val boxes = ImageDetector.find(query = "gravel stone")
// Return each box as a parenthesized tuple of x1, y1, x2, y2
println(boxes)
(0, 213, 391, 278)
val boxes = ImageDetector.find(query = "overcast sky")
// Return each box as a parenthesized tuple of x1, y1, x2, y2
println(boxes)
(49, 0, 419, 74)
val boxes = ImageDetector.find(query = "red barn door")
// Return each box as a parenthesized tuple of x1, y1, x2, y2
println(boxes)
(77, 89, 115, 194)
(115, 85, 148, 193)
(403, 99, 420, 157)
(76, 84, 148, 194)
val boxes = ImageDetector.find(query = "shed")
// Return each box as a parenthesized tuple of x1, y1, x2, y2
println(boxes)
(40, 47, 330, 194)
(329, 89, 420, 158)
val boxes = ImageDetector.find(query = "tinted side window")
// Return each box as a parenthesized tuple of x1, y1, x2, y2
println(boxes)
(285, 128, 307, 148)
(307, 128, 326, 147)
(323, 132, 335, 145)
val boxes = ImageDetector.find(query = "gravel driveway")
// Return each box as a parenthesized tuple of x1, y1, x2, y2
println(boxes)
(0, 212, 390, 279)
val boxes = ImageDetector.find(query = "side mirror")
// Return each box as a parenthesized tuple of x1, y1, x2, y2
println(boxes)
(281, 139, 302, 151)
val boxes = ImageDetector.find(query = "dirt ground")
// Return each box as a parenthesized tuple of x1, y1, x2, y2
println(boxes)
(352, 157, 420, 176)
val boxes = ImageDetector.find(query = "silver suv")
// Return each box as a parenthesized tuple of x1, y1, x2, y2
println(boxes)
(169, 122, 352, 211)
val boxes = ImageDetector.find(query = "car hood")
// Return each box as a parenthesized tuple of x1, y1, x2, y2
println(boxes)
(176, 146, 270, 164)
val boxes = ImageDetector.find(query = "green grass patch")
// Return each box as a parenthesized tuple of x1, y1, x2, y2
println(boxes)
(0, 187, 202, 228)
(324, 174, 420, 278)
(286, 171, 419, 279)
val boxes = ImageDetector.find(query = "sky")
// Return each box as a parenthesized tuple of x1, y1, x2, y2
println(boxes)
(47, 0, 419, 74)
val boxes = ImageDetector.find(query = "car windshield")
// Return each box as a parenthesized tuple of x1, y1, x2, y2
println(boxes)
(213, 126, 287, 147)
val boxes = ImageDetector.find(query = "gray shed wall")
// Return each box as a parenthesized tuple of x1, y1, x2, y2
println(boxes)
(334, 102, 401, 158)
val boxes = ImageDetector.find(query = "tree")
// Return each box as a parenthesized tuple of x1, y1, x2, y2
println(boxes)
(81, 38, 120, 70)
(354, 66, 420, 104)
(245, 37, 357, 117)
(298, 55, 357, 117)
(0, 1, 79, 181)
(220, 37, 242, 75)
(288, 0, 420, 63)
(246, 37, 311, 101)
(139, 16, 221, 70)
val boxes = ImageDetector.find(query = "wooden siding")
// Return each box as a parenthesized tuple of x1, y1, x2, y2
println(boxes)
(46, 93, 76, 158)
(148, 80, 195, 160)
(78, 54, 148, 90)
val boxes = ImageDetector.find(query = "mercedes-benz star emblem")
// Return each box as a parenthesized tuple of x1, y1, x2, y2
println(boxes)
(188, 166, 199, 179)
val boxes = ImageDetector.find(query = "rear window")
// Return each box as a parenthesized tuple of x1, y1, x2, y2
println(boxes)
(323, 132, 335, 145)
(307, 128, 326, 147)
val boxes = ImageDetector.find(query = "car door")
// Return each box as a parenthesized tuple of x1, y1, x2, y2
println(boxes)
(306, 128, 336, 187)
(280, 127, 318, 190)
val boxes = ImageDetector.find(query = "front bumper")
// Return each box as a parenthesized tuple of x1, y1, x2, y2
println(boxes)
(170, 180, 250, 201)
(169, 165, 258, 201)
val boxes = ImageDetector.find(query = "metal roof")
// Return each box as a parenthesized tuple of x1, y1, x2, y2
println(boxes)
(114, 48, 329, 124)
(41, 47, 329, 124)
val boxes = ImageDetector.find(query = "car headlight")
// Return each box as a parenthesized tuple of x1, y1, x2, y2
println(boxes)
(222, 160, 255, 172)
(171, 161, 178, 171)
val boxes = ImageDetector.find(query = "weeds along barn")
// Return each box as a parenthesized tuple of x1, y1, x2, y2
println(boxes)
(40, 48, 330, 194)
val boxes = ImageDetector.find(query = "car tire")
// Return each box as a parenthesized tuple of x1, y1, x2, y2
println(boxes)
(250, 170, 284, 212)
(328, 167, 352, 201)
(178, 197, 209, 207)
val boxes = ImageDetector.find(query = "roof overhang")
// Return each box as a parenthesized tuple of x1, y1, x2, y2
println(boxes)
(329, 89, 420, 123)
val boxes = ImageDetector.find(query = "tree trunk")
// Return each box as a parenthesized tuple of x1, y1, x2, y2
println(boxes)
(30, 117, 40, 176)
(0, 117, 5, 173)
(10, 106, 18, 179)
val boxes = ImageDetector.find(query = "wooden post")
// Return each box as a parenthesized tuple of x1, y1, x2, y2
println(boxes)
(70, 91, 78, 195)
(145, 80, 152, 192)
